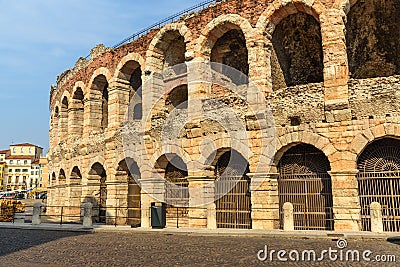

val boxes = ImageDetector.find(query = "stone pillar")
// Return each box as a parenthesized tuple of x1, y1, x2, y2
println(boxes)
(187, 176, 215, 229)
(83, 98, 102, 135)
(139, 178, 165, 228)
(67, 182, 83, 221)
(107, 79, 131, 131)
(32, 202, 41, 225)
(282, 202, 294, 231)
(248, 34, 272, 95)
(320, 9, 351, 122)
(207, 203, 217, 230)
(249, 173, 280, 230)
(329, 170, 361, 231)
(105, 180, 128, 225)
(370, 202, 383, 233)
(68, 99, 84, 137)
(82, 202, 93, 228)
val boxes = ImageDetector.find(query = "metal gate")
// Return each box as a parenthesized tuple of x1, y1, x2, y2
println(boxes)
(357, 138, 400, 232)
(165, 163, 189, 227)
(127, 177, 141, 226)
(278, 144, 334, 230)
(215, 151, 251, 229)
(99, 176, 107, 223)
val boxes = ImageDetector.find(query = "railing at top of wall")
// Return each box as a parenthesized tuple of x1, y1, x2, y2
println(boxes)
(85, 0, 221, 59)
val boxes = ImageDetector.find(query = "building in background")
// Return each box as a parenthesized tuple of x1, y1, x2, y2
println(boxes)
(4, 143, 43, 192)
(0, 150, 9, 191)
(38, 156, 49, 191)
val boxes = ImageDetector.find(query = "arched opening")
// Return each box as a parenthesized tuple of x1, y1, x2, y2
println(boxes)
(119, 60, 143, 120)
(89, 162, 107, 223)
(277, 144, 333, 230)
(271, 13, 323, 89)
(211, 28, 249, 85)
(162, 31, 186, 74)
(71, 88, 84, 136)
(117, 159, 141, 226)
(166, 85, 188, 111)
(71, 166, 82, 181)
(346, 0, 400, 79)
(59, 169, 66, 185)
(357, 138, 400, 232)
(214, 150, 251, 229)
(156, 154, 189, 227)
(91, 75, 109, 131)
(60, 97, 69, 140)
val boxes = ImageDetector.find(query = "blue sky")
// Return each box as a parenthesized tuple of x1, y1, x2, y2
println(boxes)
(0, 0, 204, 152)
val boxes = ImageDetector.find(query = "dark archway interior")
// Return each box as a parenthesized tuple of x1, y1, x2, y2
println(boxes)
(271, 13, 323, 89)
(346, 0, 400, 79)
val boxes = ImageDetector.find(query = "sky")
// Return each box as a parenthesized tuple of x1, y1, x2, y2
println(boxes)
(0, 0, 204, 152)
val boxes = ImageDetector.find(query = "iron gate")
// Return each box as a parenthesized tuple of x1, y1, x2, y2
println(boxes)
(127, 178, 141, 226)
(278, 144, 334, 230)
(165, 163, 189, 227)
(357, 138, 400, 232)
(215, 151, 251, 229)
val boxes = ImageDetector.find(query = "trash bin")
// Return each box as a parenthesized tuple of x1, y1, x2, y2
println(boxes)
(151, 202, 166, 229)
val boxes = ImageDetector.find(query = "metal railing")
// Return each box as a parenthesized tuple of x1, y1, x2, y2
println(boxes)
(85, 0, 221, 59)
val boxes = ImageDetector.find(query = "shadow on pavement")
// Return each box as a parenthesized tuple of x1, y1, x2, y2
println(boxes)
(0, 229, 88, 257)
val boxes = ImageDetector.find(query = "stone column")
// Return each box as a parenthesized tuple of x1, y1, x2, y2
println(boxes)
(320, 9, 351, 122)
(248, 34, 272, 95)
(105, 180, 128, 225)
(82, 202, 93, 228)
(282, 202, 294, 231)
(68, 99, 84, 138)
(249, 173, 280, 230)
(329, 170, 361, 231)
(139, 178, 165, 228)
(187, 176, 215, 229)
(32, 202, 41, 225)
(83, 98, 102, 136)
(67, 181, 83, 221)
(107, 79, 131, 131)
(370, 202, 383, 233)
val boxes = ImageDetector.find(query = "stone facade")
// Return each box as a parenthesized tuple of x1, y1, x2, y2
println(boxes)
(48, 0, 400, 231)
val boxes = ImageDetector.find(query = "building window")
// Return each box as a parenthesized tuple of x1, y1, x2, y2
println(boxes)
(23, 169, 28, 172)
(17, 160, 20, 165)
(15, 169, 21, 173)
(12, 148, 16, 153)
(10, 160, 13, 164)
(29, 147, 32, 153)
(31, 171, 34, 175)
(21, 148, 24, 153)
(40, 170, 43, 174)
(24, 160, 27, 165)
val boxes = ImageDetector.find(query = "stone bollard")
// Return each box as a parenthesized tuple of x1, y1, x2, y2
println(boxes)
(283, 202, 294, 231)
(370, 202, 383, 233)
(207, 203, 217, 230)
(82, 202, 93, 228)
(32, 202, 42, 225)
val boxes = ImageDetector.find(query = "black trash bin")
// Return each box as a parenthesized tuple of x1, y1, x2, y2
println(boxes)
(151, 202, 166, 229)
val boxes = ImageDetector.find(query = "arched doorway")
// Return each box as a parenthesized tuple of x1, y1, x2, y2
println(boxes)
(277, 144, 333, 230)
(117, 159, 141, 226)
(214, 150, 251, 229)
(357, 138, 400, 232)
(89, 163, 107, 223)
(156, 154, 189, 227)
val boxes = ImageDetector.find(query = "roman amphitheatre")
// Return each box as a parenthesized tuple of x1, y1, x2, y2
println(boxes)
(48, 0, 400, 232)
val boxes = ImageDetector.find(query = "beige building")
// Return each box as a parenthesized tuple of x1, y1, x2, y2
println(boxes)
(39, 156, 49, 190)
(48, 0, 400, 232)
(5, 143, 43, 191)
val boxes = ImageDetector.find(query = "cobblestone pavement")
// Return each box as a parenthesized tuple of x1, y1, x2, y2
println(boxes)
(0, 229, 399, 266)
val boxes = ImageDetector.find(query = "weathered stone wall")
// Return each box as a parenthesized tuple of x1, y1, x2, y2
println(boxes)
(47, 0, 400, 231)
